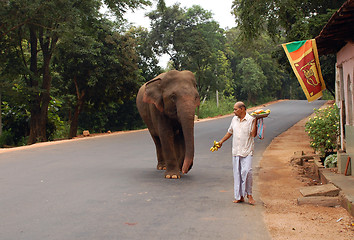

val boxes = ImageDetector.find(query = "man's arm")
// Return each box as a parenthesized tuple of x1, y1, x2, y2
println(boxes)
(218, 132, 232, 147)
(251, 118, 258, 138)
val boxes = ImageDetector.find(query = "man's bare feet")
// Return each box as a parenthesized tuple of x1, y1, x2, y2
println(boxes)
(247, 195, 255, 205)
(233, 196, 245, 203)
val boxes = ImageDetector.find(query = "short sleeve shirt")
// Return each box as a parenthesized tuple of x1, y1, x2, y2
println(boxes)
(227, 113, 255, 157)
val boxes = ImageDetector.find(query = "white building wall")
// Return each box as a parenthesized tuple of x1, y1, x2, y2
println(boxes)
(337, 42, 354, 126)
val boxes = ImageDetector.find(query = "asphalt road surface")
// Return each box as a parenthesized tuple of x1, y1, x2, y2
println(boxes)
(0, 100, 326, 240)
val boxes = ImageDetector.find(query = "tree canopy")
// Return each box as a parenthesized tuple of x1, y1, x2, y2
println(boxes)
(0, 0, 150, 144)
(231, 0, 345, 96)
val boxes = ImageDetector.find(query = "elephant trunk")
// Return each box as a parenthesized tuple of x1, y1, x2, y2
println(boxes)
(178, 103, 196, 174)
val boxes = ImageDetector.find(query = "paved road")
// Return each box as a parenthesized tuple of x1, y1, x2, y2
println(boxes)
(0, 100, 326, 240)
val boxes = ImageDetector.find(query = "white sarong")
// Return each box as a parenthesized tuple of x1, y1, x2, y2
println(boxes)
(232, 155, 253, 200)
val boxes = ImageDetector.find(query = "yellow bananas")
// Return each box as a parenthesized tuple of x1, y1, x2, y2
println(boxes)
(210, 140, 221, 152)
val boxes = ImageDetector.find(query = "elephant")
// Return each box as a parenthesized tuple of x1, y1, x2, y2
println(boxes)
(136, 70, 200, 179)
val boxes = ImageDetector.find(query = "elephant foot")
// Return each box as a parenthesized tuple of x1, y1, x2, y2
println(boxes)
(165, 171, 181, 179)
(157, 164, 166, 170)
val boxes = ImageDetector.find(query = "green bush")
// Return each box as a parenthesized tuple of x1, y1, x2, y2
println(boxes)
(305, 103, 339, 157)
(1, 101, 30, 146)
(0, 130, 15, 147)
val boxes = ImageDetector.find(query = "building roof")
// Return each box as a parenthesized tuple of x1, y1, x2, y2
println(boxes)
(316, 0, 354, 55)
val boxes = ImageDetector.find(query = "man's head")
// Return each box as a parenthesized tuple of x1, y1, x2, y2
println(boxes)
(233, 101, 246, 119)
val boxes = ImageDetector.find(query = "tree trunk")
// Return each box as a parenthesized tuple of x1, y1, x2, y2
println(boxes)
(68, 97, 85, 139)
(69, 106, 80, 139)
(28, 110, 41, 144)
(69, 76, 85, 139)
(27, 27, 58, 144)
(27, 25, 41, 144)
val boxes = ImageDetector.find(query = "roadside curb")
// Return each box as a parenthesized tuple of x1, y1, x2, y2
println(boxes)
(303, 99, 354, 217)
(314, 158, 354, 217)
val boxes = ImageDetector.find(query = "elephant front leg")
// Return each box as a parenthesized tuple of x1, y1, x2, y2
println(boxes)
(159, 131, 181, 179)
(164, 147, 181, 179)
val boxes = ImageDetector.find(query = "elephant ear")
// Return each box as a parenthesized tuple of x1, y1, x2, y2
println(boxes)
(143, 77, 164, 112)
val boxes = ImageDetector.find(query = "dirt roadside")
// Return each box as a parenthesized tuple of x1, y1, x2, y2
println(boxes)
(259, 100, 354, 240)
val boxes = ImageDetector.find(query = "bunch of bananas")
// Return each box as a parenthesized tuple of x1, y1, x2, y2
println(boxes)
(210, 140, 221, 152)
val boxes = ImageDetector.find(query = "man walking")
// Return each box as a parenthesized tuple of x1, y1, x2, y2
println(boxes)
(218, 101, 258, 205)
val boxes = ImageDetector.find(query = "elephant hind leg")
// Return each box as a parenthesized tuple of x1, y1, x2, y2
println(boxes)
(157, 165, 166, 170)
(152, 135, 165, 170)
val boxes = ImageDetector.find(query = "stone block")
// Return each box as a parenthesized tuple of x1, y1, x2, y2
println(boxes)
(300, 184, 340, 197)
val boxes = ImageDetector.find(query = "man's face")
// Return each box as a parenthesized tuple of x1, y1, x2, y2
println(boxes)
(233, 104, 243, 117)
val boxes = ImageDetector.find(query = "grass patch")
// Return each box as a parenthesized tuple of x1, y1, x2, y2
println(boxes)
(198, 97, 235, 119)
(198, 96, 278, 119)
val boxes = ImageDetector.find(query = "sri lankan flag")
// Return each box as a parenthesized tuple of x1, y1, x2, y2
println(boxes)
(282, 39, 326, 102)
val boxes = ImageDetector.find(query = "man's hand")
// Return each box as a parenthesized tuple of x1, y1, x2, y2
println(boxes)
(210, 141, 221, 152)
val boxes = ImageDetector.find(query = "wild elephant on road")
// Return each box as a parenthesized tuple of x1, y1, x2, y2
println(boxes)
(136, 70, 200, 179)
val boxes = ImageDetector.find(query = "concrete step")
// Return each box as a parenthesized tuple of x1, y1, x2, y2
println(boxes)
(297, 196, 340, 207)
(300, 183, 340, 197)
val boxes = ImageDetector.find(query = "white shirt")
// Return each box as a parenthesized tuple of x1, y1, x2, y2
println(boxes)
(228, 113, 255, 157)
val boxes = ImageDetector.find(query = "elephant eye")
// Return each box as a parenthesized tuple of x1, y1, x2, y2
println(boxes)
(170, 93, 176, 102)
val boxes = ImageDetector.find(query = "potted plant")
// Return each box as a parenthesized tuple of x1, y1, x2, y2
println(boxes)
(324, 153, 337, 168)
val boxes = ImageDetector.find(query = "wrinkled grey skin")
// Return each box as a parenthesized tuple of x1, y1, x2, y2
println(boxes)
(136, 70, 200, 179)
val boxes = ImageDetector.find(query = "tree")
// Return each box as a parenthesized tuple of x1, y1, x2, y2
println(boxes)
(177, 6, 229, 98)
(127, 26, 162, 82)
(148, 4, 231, 99)
(0, 0, 150, 144)
(232, 0, 346, 42)
(224, 28, 289, 102)
(54, 18, 143, 138)
(148, 3, 185, 69)
(53, 24, 100, 138)
(236, 58, 267, 104)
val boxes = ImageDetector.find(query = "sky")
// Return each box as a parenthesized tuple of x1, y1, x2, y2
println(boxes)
(124, 0, 236, 30)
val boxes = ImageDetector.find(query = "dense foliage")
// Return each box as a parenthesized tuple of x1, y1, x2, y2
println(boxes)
(1, 0, 340, 147)
(231, 0, 347, 97)
(0, 0, 151, 145)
